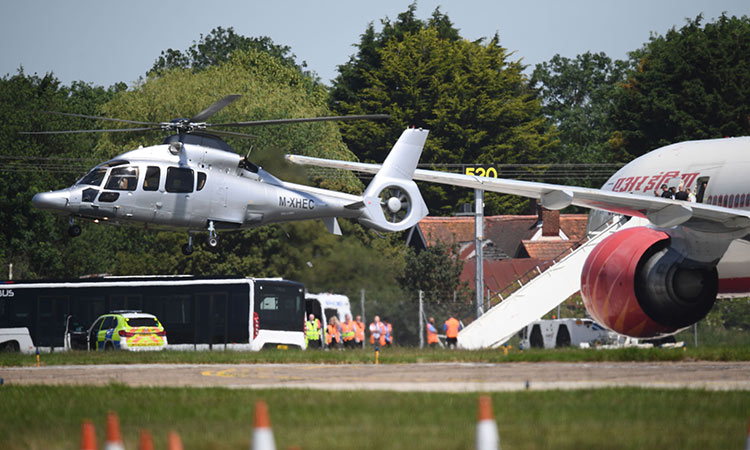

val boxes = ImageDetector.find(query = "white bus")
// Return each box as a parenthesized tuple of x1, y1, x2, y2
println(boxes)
(0, 276, 306, 352)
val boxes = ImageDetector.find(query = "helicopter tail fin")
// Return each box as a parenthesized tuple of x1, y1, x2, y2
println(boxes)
(357, 128, 429, 232)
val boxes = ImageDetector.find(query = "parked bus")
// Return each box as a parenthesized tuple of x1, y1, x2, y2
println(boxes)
(0, 276, 305, 352)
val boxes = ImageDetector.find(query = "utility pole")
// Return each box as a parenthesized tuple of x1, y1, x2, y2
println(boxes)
(419, 290, 424, 349)
(360, 289, 366, 349)
(475, 189, 484, 319)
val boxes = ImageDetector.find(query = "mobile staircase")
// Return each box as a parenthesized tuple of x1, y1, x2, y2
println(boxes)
(458, 215, 644, 349)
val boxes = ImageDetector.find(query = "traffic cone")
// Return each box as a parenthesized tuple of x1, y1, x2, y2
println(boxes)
(104, 411, 124, 450)
(139, 429, 154, 450)
(476, 395, 500, 450)
(251, 400, 276, 450)
(80, 419, 97, 450)
(167, 431, 184, 450)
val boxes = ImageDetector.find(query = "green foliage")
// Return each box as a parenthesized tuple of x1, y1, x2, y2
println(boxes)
(330, 4, 556, 215)
(611, 14, 750, 158)
(148, 26, 312, 79)
(399, 241, 469, 304)
(531, 52, 631, 186)
(0, 71, 127, 279)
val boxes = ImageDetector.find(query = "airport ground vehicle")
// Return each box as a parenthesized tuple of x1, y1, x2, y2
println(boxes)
(0, 275, 305, 352)
(518, 318, 619, 349)
(67, 310, 167, 351)
(305, 293, 353, 348)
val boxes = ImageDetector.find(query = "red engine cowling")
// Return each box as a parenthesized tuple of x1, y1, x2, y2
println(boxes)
(581, 227, 718, 337)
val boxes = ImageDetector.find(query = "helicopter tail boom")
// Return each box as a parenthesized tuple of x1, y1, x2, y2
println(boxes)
(357, 128, 429, 232)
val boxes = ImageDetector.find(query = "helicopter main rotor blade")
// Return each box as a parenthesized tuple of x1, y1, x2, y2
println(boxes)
(212, 114, 390, 128)
(42, 111, 160, 126)
(19, 127, 163, 135)
(204, 129, 259, 139)
(189, 94, 242, 122)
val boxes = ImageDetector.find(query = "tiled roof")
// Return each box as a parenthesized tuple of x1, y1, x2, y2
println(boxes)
(521, 240, 578, 260)
(413, 214, 589, 259)
(460, 258, 548, 292)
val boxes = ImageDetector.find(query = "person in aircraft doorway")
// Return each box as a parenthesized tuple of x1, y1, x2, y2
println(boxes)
(674, 181, 689, 201)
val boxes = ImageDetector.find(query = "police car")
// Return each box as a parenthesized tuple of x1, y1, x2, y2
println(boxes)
(87, 311, 167, 351)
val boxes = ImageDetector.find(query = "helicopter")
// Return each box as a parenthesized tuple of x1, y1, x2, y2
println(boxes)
(26, 95, 430, 255)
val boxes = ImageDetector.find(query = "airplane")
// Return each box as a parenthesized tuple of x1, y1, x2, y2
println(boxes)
(27, 95, 430, 255)
(286, 134, 750, 339)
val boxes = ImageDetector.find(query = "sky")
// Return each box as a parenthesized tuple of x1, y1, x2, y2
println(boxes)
(1, 1, 748, 88)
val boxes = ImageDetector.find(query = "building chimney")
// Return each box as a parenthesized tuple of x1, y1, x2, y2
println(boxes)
(541, 208, 560, 237)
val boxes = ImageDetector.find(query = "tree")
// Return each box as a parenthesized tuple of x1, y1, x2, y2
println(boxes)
(148, 26, 312, 79)
(531, 52, 631, 186)
(611, 14, 750, 158)
(0, 71, 129, 280)
(330, 4, 556, 215)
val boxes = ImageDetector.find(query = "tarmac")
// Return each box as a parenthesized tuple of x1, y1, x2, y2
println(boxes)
(3, 361, 750, 391)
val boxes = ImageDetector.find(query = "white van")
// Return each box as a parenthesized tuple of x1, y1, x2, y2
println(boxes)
(305, 293, 353, 348)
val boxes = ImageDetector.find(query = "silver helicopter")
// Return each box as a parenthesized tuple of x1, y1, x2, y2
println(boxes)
(26, 95, 429, 255)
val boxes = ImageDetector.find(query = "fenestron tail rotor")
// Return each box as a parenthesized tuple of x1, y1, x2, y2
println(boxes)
(19, 94, 389, 138)
(379, 186, 412, 224)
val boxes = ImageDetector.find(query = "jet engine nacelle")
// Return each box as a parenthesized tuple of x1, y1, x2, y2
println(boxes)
(580, 227, 718, 337)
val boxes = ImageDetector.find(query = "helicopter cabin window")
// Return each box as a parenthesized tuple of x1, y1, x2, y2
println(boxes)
(78, 168, 107, 187)
(98, 192, 119, 203)
(104, 166, 139, 191)
(143, 166, 160, 191)
(197, 172, 207, 191)
(166, 167, 194, 193)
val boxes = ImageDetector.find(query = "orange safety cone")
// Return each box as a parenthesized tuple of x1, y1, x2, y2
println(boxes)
(80, 419, 97, 450)
(104, 411, 125, 450)
(139, 429, 154, 450)
(251, 400, 276, 450)
(476, 395, 500, 450)
(167, 431, 184, 450)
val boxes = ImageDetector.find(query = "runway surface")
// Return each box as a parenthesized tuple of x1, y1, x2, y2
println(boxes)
(3, 361, 750, 391)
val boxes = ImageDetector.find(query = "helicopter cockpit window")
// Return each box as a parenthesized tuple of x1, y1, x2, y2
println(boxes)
(143, 166, 160, 191)
(166, 167, 194, 193)
(78, 168, 107, 187)
(104, 166, 139, 191)
(197, 172, 207, 191)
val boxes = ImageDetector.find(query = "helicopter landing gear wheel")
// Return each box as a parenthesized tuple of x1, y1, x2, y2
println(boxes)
(68, 224, 82, 238)
(206, 220, 219, 248)
(182, 234, 194, 256)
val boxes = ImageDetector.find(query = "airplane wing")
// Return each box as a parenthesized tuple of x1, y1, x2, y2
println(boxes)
(285, 154, 750, 232)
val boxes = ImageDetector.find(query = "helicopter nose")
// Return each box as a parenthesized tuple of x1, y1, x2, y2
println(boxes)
(32, 190, 70, 210)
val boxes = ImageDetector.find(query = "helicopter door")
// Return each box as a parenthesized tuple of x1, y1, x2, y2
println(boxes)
(157, 167, 195, 227)
(134, 165, 163, 222)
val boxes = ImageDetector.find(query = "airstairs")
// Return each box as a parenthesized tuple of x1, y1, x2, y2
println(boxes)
(458, 215, 645, 349)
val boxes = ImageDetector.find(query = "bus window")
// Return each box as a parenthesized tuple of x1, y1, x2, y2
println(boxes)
(255, 283, 303, 332)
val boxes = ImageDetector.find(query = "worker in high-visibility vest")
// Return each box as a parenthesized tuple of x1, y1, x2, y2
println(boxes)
(354, 315, 366, 347)
(305, 314, 322, 349)
(384, 319, 393, 347)
(341, 314, 356, 349)
(443, 316, 462, 349)
(326, 316, 342, 349)
(426, 317, 439, 347)
(369, 315, 386, 348)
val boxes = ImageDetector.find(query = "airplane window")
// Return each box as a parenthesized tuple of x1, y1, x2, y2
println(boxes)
(166, 167, 194, 193)
(78, 168, 107, 187)
(197, 172, 207, 191)
(104, 166, 139, 191)
(143, 166, 160, 191)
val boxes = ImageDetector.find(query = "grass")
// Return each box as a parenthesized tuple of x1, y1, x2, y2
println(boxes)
(0, 385, 748, 449)
(2, 344, 750, 367)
